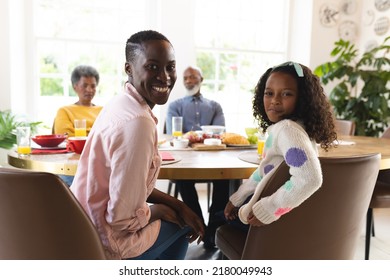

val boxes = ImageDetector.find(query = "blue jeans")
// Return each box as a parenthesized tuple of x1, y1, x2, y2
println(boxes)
(58, 175, 74, 187)
(128, 221, 191, 260)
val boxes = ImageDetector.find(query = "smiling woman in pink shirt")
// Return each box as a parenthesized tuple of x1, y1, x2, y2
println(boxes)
(70, 30, 204, 260)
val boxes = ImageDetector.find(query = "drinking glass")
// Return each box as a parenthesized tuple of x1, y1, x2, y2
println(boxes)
(74, 119, 87, 137)
(16, 126, 31, 155)
(257, 133, 267, 159)
(172, 117, 183, 138)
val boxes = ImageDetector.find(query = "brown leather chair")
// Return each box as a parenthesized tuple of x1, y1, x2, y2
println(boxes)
(382, 127, 390, 138)
(334, 119, 356, 136)
(365, 126, 390, 259)
(0, 167, 106, 259)
(216, 154, 380, 260)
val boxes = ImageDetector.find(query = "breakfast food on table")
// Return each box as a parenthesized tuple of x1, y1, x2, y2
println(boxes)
(220, 132, 250, 145)
(183, 130, 251, 146)
(245, 127, 259, 144)
(183, 131, 203, 144)
(183, 131, 220, 144)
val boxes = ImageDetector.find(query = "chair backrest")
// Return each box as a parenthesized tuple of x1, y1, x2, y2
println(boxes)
(241, 153, 380, 260)
(334, 119, 356, 136)
(370, 126, 390, 207)
(0, 168, 106, 259)
(382, 126, 390, 139)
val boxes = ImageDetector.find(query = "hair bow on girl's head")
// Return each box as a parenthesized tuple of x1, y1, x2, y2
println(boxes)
(272, 61, 304, 77)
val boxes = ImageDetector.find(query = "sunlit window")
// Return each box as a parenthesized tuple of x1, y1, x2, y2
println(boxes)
(195, 0, 289, 132)
(32, 0, 290, 132)
(33, 0, 147, 125)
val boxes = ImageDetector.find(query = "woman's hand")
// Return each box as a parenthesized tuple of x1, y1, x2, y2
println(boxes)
(150, 203, 205, 244)
(176, 203, 205, 244)
(150, 204, 184, 226)
(224, 201, 239, 220)
(247, 211, 265, 227)
(147, 189, 204, 244)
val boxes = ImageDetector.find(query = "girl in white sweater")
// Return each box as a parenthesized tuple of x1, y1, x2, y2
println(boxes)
(224, 62, 337, 227)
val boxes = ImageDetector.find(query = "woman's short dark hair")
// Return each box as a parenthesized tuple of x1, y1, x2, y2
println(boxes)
(71, 65, 100, 85)
(125, 30, 172, 63)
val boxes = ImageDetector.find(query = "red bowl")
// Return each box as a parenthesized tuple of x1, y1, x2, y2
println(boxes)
(31, 134, 67, 147)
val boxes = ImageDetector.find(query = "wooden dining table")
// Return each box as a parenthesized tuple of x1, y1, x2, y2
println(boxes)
(320, 135, 390, 170)
(7, 145, 259, 191)
(7, 135, 390, 182)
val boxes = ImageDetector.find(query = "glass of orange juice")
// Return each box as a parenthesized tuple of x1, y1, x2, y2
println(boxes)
(257, 133, 267, 159)
(74, 119, 87, 137)
(16, 126, 31, 155)
(172, 116, 183, 138)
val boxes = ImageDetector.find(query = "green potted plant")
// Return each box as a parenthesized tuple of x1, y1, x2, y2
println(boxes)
(0, 110, 41, 149)
(314, 36, 390, 136)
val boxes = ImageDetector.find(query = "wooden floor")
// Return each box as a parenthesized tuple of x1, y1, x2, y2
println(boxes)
(179, 186, 390, 260)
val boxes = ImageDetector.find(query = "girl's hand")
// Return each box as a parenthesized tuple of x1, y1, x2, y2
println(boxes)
(224, 201, 239, 220)
(247, 211, 265, 227)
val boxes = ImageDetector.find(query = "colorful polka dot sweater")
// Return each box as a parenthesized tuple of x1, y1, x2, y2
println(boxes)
(230, 119, 322, 225)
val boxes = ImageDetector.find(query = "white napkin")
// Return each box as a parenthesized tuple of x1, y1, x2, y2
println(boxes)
(334, 140, 356, 145)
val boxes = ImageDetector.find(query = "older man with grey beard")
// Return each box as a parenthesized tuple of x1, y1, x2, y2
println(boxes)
(166, 66, 229, 250)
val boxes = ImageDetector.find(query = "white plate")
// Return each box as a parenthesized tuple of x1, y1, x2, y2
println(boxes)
(226, 144, 257, 148)
(161, 157, 182, 165)
(32, 142, 67, 150)
(204, 138, 222, 145)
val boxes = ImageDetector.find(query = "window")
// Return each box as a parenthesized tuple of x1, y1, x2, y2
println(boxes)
(33, 0, 147, 126)
(31, 0, 290, 131)
(195, 0, 289, 134)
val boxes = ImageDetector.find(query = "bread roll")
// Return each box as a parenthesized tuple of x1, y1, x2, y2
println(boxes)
(221, 133, 250, 145)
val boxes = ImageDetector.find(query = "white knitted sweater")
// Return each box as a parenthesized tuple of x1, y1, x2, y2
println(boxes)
(230, 119, 322, 224)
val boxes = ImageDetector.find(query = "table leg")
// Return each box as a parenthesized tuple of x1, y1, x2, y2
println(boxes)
(229, 179, 242, 196)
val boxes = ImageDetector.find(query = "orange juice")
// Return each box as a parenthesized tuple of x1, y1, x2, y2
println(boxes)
(17, 146, 31, 155)
(172, 131, 183, 137)
(75, 128, 87, 137)
(257, 139, 265, 158)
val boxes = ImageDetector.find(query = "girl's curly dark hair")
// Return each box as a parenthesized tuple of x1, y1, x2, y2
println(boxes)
(252, 62, 337, 151)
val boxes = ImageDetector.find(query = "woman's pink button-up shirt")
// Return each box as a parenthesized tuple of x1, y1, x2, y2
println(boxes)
(71, 83, 161, 259)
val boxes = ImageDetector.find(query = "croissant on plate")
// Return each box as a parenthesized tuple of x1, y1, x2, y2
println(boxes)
(220, 133, 250, 145)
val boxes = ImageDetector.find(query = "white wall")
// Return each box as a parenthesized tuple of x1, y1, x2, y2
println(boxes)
(0, 0, 11, 111)
(288, 0, 314, 65)
(360, 0, 390, 50)
(8, 0, 29, 116)
(310, 0, 389, 68)
(153, 0, 197, 133)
